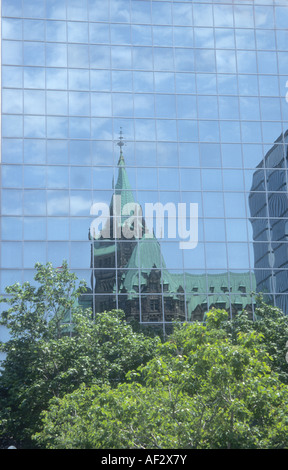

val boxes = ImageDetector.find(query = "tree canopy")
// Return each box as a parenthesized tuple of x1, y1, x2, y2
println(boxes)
(1, 262, 288, 449)
(0, 262, 159, 447)
(34, 309, 288, 449)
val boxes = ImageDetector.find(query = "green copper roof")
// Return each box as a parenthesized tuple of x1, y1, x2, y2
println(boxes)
(111, 153, 136, 214)
(93, 241, 115, 257)
(119, 234, 180, 294)
(119, 260, 256, 319)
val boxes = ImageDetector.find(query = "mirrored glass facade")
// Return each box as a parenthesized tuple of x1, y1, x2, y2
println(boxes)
(2, 0, 288, 335)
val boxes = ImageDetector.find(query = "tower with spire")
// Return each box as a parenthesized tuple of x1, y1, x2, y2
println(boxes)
(83, 130, 255, 326)
(89, 129, 186, 324)
(90, 129, 143, 316)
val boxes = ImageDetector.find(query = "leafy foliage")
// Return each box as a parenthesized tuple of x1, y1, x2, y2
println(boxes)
(1, 263, 288, 449)
(224, 297, 288, 384)
(0, 262, 159, 447)
(34, 309, 288, 449)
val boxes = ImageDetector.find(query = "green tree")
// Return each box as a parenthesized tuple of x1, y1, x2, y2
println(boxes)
(224, 297, 288, 384)
(0, 262, 159, 448)
(34, 310, 288, 449)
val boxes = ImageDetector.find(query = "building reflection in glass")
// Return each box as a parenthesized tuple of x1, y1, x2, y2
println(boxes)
(83, 132, 256, 325)
(249, 131, 288, 314)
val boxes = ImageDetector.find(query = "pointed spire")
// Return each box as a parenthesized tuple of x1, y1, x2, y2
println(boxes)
(117, 127, 125, 165)
(110, 128, 135, 215)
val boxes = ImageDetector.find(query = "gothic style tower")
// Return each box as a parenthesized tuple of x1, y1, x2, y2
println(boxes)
(89, 131, 186, 323)
(90, 130, 137, 314)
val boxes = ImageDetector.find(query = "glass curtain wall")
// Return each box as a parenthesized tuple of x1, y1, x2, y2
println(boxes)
(1, 0, 288, 335)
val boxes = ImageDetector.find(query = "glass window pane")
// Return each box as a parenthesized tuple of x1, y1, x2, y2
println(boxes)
(193, 3, 213, 27)
(2, 190, 22, 215)
(204, 219, 226, 242)
(256, 30, 276, 50)
(46, 20, 67, 42)
(224, 193, 247, 218)
(23, 0, 45, 18)
(2, 66, 23, 88)
(2, 139, 23, 163)
(111, 46, 132, 69)
(235, 29, 255, 50)
(24, 190, 46, 215)
(47, 140, 68, 165)
(2, 165, 22, 188)
(154, 48, 174, 71)
(69, 92, 90, 116)
(46, 43, 67, 67)
(203, 192, 224, 218)
(23, 19, 45, 41)
(67, 0, 88, 20)
(47, 91, 68, 115)
(155, 95, 176, 118)
(23, 242, 46, 268)
(47, 166, 69, 189)
(68, 21, 89, 43)
(258, 52, 278, 74)
(153, 26, 173, 47)
(154, 72, 175, 93)
(131, 25, 152, 46)
(24, 139, 46, 164)
(2, 89, 23, 114)
(24, 67, 45, 88)
(132, 1, 151, 23)
(88, 0, 109, 21)
(2, 40, 23, 65)
(69, 117, 90, 139)
(24, 116, 46, 138)
(173, 26, 193, 47)
(175, 48, 195, 72)
(47, 117, 69, 138)
(70, 242, 91, 268)
(46, 0, 66, 19)
(200, 143, 221, 168)
(46, 68, 68, 90)
(111, 24, 131, 44)
(1, 243, 22, 268)
(90, 45, 110, 68)
(173, 3, 192, 26)
(47, 242, 69, 266)
(70, 167, 92, 190)
(234, 5, 254, 28)
(24, 217, 46, 240)
(70, 191, 92, 216)
(134, 94, 155, 118)
(110, 0, 130, 23)
(2, 115, 23, 138)
(2, 18, 22, 39)
(91, 70, 111, 91)
(47, 190, 69, 216)
(24, 90, 45, 114)
(24, 42, 45, 66)
(213, 4, 234, 27)
(68, 44, 89, 68)
(2, 0, 22, 17)
(152, 2, 172, 24)
(2, 217, 23, 241)
(23, 166, 46, 188)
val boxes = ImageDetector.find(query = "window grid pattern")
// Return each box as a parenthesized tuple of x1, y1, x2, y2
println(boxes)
(2, 0, 288, 330)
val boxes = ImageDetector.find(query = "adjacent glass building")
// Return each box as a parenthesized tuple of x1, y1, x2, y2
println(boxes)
(1, 0, 288, 335)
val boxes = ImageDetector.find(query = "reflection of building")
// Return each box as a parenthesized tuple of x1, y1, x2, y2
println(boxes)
(249, 131, 288, 313)
(87, 135, 255, 324)
(90, 136, 186, 323)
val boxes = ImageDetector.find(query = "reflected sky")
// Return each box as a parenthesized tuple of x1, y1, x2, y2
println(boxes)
(2, 0, 288, 322)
